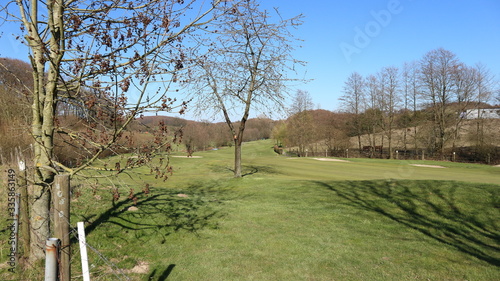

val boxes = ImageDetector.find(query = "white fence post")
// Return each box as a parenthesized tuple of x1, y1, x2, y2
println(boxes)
(78, 222, 91, 281)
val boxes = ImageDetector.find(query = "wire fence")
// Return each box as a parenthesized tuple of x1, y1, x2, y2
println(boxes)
(0, 171, 138, 281)
(67, 222, 132, 281)
(285, 147, 500, 165)
(1, 218, 133, 281)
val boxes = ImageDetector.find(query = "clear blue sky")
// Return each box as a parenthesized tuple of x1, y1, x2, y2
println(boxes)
(265, 0, 500, 112)
(1, 0, 499, 120)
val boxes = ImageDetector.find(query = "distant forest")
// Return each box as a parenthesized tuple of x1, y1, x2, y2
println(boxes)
(1, 55, 499, 166)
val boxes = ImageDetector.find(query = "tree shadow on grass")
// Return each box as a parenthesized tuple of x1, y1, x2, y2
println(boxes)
(209, 164, 282, 177)
(147, 264, 175, 280)
(317, 180, 500, 266)
(68, 182, 230, 280)
(72, 184, 227, 245)
(241, 165, 282, 177)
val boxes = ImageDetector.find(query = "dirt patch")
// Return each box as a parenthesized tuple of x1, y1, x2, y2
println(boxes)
(126, 261, 150, 274)
(313, 158, 350, 163)
(127, 206, 139, 212)
(409, 164, 446, 168)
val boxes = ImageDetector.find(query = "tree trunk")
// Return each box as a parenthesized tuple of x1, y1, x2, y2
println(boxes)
(403, 126, 407, 152)
(30, 71, 55, 262)
(29, 66, 57, 262)
(234, 139, 242, 178)
(23, 0, 64, 262)
(413, 127, 417, 150)
(369, 128, 376, 158)
(388, 119, 393, 159)
(388, 133, 393, 159)
(357, 135, 362, 152)
(29, 183, 51, 261)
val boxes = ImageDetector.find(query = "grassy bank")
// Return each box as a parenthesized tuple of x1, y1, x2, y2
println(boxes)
(1, 140, 499, 280)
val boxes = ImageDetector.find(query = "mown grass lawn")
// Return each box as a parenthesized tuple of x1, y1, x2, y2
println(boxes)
(1, 140, 499, 280)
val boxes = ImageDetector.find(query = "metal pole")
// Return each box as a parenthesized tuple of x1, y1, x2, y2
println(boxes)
(77, 222, 91, 281)
(44, 238, 60, 281)
(54, 174, 71, 281)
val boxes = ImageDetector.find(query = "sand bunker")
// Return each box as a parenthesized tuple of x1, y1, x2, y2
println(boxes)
(409, 164, 446, 168)
(313, 158, 350, 163)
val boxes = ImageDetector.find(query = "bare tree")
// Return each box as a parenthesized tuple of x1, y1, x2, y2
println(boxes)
(377, 66, 400, 159)
(316, 110, 350, 156)
(189, 0, 304, 177)
(285, 111, 315, 157)
(363, 74, 382, 156)
(340, 72, 365, 151)
(284, 90, 315, 156)
(288, 89, 314, 115)
(401, 61, 421, 152)
(419, 48, 460, 155)
(449, 63, 478, 149)
(1, 0, 223, 262)
(472, 63, 495, 148)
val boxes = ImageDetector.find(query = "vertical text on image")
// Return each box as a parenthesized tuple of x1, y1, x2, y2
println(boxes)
(7, 168, 17, 272)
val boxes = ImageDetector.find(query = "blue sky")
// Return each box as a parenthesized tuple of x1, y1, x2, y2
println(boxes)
(268, 0, 500, 112)
(1, 0, 499, 120)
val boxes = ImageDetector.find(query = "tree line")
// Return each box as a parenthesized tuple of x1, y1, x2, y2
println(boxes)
(274, 49, 499, 161)
(0, 57, 275, 165)
(339, 48, 498, 159)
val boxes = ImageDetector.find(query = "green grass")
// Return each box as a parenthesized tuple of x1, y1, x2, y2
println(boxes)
(1, 139, 499, 280)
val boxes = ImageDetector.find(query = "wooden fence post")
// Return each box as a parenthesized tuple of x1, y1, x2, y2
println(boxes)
(54, 174, 71, 281)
